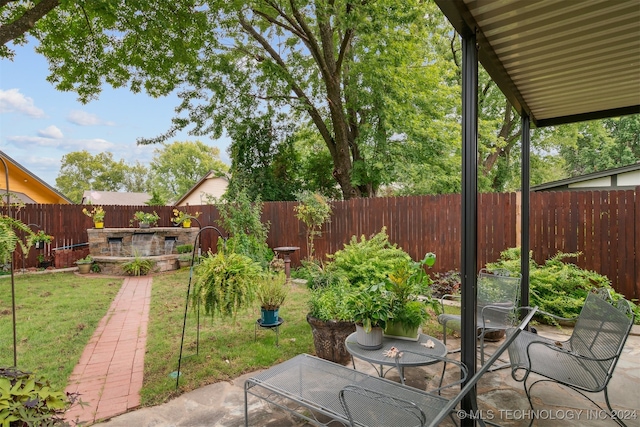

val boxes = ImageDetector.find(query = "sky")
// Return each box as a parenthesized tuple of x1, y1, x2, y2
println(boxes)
(0, 40, 231, 188)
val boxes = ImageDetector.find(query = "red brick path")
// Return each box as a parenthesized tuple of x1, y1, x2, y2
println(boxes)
(65, 276, 152, 424)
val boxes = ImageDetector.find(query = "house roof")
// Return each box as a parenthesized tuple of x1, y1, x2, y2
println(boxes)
(531, 162, 640, 191)
(435, 0, 640, 127)
(174, 171, 229, 206)
(81, 190, 151, 206)
(0, 150, 73, 204)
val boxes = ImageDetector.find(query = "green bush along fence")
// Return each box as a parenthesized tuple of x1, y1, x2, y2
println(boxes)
(4, 188, 638, 300)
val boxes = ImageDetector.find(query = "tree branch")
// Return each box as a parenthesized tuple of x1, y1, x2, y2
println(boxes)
(0, 0, 60, 46)
(237, 12, 335, 152)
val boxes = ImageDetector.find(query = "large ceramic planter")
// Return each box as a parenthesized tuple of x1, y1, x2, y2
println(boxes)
(76, 262, 91, 274)
(355, 324, 383, 350)
(384, 321, 421, 341)
(306, 314, 355, 365)
(178, 259, 191, 269)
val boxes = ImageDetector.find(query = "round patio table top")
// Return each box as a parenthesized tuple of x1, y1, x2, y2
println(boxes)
(345, 332, 447, 370)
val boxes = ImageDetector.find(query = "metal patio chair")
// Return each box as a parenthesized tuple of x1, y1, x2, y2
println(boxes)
(507, 288, 635, 427)
(438, 268, 522, 367)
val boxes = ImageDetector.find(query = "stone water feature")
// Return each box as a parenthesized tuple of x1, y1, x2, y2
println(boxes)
(87, 227, 199, 275)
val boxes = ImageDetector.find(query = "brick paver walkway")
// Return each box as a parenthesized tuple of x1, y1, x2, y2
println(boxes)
(65, 276, 152, 425)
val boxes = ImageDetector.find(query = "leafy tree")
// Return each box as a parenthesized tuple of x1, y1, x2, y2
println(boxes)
(554, 120, 638, 177)
(227, 114, 301, 201)
(27, 0, 455, 200)
(55, 151, 136, 203)
(150, 141, 228, 202)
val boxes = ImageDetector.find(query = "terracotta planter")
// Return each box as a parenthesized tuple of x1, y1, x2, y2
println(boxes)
(306, 314, 355, 365)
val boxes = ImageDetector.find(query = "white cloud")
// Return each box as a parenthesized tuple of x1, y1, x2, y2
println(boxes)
(38, 125, 64, 139)
(6, 135, 115, 151)
(0, 88, 45, 118)
(67, 110, 115, 126)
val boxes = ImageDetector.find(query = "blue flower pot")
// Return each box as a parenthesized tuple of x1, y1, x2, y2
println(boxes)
(261, 308, 280, 326)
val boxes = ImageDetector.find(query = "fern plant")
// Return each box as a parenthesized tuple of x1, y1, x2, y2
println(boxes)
(328, 227, 411, 289)
(192, 251, 262, 319)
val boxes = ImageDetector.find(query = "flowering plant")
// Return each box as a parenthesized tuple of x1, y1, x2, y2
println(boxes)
(82, 206, 105, 222)
(172, 209, 201, 225)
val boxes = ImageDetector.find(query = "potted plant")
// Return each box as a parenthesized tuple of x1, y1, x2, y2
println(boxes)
(29, 230, 53, 249)
(383, 252, 438, 340)
(172, 209, 201, 228)
(192, 251, 262, 319)
(130, 211, 160, 228)
(344, 283, 392, 350)
(256, 272, 288, 325)
(82, 205, 105, 228)
(176, 244, 194, 268)
(75, 255, 93, 274)
(121, 254, 154, 276)
(307, 282, 355, 364)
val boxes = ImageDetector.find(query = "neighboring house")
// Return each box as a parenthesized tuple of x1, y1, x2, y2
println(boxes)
(532, 163, 640, 192)
(0, 150, 72, 204)
(175, 172, 229, 206)
(81, 190, 151, 206)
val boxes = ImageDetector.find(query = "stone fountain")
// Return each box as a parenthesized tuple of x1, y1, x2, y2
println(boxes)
(87, 227, 199, 275)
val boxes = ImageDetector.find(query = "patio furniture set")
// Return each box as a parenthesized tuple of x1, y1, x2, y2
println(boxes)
(244, 269, 635, 427)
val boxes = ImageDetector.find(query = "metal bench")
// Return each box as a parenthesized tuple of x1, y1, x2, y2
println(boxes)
(245, 307, 537, 427)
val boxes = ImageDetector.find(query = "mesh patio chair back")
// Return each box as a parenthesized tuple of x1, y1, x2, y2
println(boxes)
(508, 289, 635, 427)
(438, 268, 522, 365)
(339, 385, 427, 427)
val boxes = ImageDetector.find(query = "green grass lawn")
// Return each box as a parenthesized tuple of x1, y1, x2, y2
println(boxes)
(0, 271, 121, 389)
(1, 269, 455, 408)
(141, 270, 316, 406)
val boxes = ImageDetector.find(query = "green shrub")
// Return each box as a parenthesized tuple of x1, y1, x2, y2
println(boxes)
(487, 247, 639, 324)
(121, 256, 154, 276)
(176, 244, 193, 254)
(328, 227, 411, 289)
(0, 367, 82, 426)
(308, 284, 353, 322)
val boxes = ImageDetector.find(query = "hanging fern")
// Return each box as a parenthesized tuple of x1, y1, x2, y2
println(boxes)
(192, 251, 262, 319)
(0, 215, 34, 264)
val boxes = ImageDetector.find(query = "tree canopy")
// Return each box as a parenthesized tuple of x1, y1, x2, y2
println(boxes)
(6, 1, 639, 199)
(55, 141, 227, 203)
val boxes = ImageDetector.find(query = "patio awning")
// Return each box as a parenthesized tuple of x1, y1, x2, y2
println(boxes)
(437, 0, 640, 127)
(434, 1, 640, 424)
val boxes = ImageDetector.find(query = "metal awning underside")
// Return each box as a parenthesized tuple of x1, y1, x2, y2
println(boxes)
(435, 0, 640, 127)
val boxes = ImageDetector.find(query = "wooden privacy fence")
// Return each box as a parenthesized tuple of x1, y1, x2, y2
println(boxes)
(4, 188, 638, 300)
